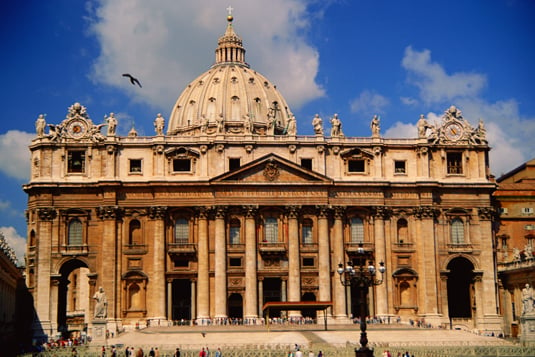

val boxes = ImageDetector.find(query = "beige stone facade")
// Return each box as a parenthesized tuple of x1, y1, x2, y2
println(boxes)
(494, 158, 535, 337)
(24, 15, 503, 338)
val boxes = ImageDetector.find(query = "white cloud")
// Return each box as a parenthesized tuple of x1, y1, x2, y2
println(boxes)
(350, 90, 389, 115)
(0, 130, 33, 180)
(400, 96, 418, 106)
(402, 46, 487, 105)
(384, 122, 415, 139)
(88, 0, 324, 113)
(0, 226, 26, 265)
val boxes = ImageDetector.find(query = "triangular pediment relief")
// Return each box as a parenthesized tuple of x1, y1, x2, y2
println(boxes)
(211, 154, 332, 184)
(340, 147, 374, 159)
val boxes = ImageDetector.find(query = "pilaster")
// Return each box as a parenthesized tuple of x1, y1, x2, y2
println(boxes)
(149, 206, 167, 322)
(244, 206, 258, 318)
(287, 206, 301, 318)
(196, 208, 210, 320)
(214, 206, 228, 318)
(317, 206, 331, 317)
(332, 207, 346, 319)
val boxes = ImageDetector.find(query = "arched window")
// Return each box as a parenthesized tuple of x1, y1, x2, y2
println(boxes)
(229, 218, 241, 245)
(350, 217, 364, 244)
(397, 218, 408, 243)
(68, 219, 83, 246)
(175, 218, 189, 244)
(129, 219, 142, 245)
(451, 218, 464, 244)
(264, 217, 278, 243)
(302, 218, 313, 245)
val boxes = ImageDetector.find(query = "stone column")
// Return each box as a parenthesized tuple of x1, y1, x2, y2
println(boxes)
(97, 206, 123, 323)
(244, 207, 258, 319)
(196, 208, 210, 321)
(190, 279, 196, 322)
(214, 207, 227, 319)
(476, 208, 501, 330)
(287, 206, 301, 318)
(167, 279, 173, 321)
(50, 276, 60, 333)
(332, 207, 347, 319)
(149, 206, 167, 322)
(373, 207, 388, 316)
(258, 277, 264, 317)
(317, 206, 331, 317)
(414, 207, 440, 320)
(35, 208, 56, 336)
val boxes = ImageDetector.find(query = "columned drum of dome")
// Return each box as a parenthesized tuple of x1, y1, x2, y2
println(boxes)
(167, 14, 292, 136)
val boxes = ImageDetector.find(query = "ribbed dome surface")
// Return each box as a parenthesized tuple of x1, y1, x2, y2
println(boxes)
(167, 15, 293, 136)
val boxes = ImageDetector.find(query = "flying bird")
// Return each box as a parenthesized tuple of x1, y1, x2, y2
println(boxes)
(122, 73, 142, 88)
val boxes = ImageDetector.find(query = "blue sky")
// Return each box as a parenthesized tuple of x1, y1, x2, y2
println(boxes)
(1, 0, 534, 263)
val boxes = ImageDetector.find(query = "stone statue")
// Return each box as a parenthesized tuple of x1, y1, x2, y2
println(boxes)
(522, 283, 534, 315)
(371, 115, 380, 137)
(35, 114, 46, 137)
(154, 113, 165, 136)
(106, 113, 117, 136)
(286, 113, 296, 135)
(312, 114, 323, 135)
(513, 247, 521, 262)
(330, 113, 342, 137)
(417, 114, 431, 138)
(525, 244, 533, 260)
(93, 286, 108, 318)
(216, 114, 225, 133)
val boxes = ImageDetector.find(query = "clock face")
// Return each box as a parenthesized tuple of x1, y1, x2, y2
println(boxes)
(67, 119, 87, 138)
(445, 122, 463, 141)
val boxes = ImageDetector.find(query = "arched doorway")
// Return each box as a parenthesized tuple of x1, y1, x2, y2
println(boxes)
(228, 293, 243, 319)
(58, 259, 90, 338)
(447, 257, 475, 319)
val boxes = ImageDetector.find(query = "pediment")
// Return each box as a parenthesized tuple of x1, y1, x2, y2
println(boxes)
(211, 154, 332, 184)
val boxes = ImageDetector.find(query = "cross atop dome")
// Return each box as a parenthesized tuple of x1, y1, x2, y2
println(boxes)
(214, 7, 247, 67)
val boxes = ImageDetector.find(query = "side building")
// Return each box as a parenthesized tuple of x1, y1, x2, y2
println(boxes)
(24, 14, 502, 339)
(495, 158, 535, 337)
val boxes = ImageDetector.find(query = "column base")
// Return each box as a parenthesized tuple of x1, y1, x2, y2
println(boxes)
(355, 347, 374, 357)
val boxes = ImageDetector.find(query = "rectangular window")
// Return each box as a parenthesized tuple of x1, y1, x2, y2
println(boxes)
(173, 158, 191, 172)
(67, 151, 85, 173)
(350, 217, 364, 243)
(129, 159, 142, 173)
(302, 225, 313, 244)
(229, 225, 240, 245)
(394, 160, 406, 174)
(302, 257, 315, 267)
(264, 217, 278, 243)
(229, 257, 242, 267)
(300, 158, 312, 170)
(522, 207, 534, 214)
(174, 218, 189, 243)
(229, 158, 241, 171)
(348, 159, 365, 173)
(447, 153, 463, 174)
(173, 259, 189, 268)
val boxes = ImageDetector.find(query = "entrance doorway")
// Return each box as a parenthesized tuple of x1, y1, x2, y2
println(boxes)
(301, 292, 316, 318)
(58, 259, 90, 337)
(447, 257, 474, 319)
(171, 279, 191, 321)
(228, 293, 243, 319)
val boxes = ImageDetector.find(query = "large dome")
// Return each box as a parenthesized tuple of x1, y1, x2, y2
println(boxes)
(167, 15, 293, 136)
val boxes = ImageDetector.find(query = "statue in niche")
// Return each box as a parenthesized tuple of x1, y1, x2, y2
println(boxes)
(154, 113, 165, 136)
(312, 114, 323, 135)
(216, 114, 225, 133)
(93, 286, 108, 318)
(371, 115, 380, 137)
(35, 114, 46, 137)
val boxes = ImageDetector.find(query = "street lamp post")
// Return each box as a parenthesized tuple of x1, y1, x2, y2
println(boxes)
(337, 246, 385, 357)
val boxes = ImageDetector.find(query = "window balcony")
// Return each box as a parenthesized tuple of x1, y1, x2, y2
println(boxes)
(123, 244, 148, 255)
(258, 242, 287, 257)
(60, 244, 89, 256)
(167, 242, 197, 257)
(345, 242, 375, 256)
(300, 243, 318, 252)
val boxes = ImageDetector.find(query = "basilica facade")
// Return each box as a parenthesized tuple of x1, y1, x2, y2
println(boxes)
(24, 14, 502, 338)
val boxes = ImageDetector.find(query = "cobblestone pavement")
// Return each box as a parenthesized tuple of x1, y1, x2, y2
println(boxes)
(107, 324, 513, 350)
